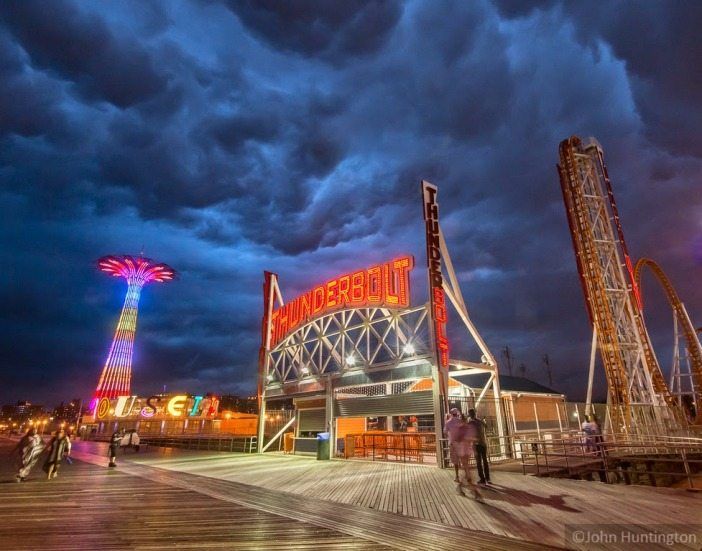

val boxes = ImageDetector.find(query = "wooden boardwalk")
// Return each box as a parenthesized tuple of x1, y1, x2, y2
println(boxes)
(0, 443, 383, 550)
(70, 441, 702, 550)
(1, 440, 551, 550)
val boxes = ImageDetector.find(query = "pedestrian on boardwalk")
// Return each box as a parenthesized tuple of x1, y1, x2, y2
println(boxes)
(64, 431, 73, 464)
(581, 415, 600, 453)
(468, 409, 490, 485)
(43, 428, 69, 480)
(455, 414, 481, 499)
(108, 429, 123, 467)
(13, 427, 44, 482)
(443, 408, 462, 483)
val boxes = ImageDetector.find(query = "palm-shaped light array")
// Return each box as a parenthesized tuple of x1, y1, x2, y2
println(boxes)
(92, 255, 175, 406)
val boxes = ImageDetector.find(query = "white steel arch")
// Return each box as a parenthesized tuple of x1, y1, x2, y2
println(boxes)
(267, 305, 430, 383)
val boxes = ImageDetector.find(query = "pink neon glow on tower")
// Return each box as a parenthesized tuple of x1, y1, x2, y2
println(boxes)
(92, 255, 175, 405)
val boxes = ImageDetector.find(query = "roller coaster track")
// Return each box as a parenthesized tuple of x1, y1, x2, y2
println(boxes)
(558, 136, 678, 432)
(634, 258, 702, 421)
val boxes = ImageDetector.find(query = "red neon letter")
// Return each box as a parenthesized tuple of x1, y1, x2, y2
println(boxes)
(337, 275, 350, 307)
(312, 286, 325, 315)
(393, 256, 413, 307)
(326, 279, 338, 309)
(350, 271, 365, 304)
(367, 266, 382, 303)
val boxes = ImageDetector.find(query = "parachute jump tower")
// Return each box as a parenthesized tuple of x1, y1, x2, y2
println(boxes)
(558, 136, 701, 431)
(92, 255, 175, 407)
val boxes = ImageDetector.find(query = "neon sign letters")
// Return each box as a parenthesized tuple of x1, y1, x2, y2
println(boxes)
(93, 395, 219, 420)
(422, 181, 449, 369)
(269, 256, 414, 347)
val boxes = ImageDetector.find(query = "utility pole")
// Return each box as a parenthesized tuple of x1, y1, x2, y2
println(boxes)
(502, 346, 514, 376)
(542, 354, 553, 387)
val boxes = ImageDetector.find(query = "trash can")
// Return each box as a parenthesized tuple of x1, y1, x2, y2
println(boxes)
(316, 432, 330, 460)
(283, 432, 294, 454)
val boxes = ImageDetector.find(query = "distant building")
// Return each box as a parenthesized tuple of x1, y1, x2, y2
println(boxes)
(0, 401, 47, 423)
(219, 394, 258, 414)
(52, 399, 82, 422)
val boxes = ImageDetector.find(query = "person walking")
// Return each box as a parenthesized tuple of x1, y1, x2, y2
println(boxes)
(443, 408, 462, 483)
(108, 429, 122, 467)
(455, 414, 481, 499)
(43, 428, 69, 480)
(581, 415, 600, 454)
(468, 409, 490, 485)
(64, 432, 73, 464)
(14, 427, 44, 482)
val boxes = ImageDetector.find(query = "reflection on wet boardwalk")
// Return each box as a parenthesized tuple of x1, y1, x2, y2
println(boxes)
(72, 441, 702, 550)
(1, 439, 556, 550)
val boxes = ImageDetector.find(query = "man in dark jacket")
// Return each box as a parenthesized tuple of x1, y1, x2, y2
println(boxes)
(108, 430, 122, 468)
(468, 409, 490, 484)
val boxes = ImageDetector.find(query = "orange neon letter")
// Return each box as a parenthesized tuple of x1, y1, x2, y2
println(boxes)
(312, 286, 325, 314)
(367, 265, 382, 303)
(337, 275, 350, 307)
(350, 271, 365, 304)
(326, 279, 338, 309)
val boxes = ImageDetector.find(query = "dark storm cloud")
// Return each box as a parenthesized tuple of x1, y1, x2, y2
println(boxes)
(222, 0, 402, 62)
(0, 0, 168, 108)
(0, 0, 700, 405)
(0, 31, 66, 139)
(494, 0, 702, 157)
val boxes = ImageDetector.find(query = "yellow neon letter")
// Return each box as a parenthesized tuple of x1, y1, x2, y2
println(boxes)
(167, 395, 188, 416)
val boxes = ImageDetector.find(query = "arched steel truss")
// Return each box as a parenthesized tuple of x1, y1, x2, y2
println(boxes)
(267, 304, 431, 382)
(634, 258, 702, 420)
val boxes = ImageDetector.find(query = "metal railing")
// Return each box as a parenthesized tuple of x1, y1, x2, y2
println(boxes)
(140, 434, 258, 453)
(517, 434, 702, 489)
(344, 432, 437, 463)
(440, 434, 513, 465)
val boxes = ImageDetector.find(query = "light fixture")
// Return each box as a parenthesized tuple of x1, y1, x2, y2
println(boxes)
(403, 343, 415, 356)
(301, 366, 310, 375)
(345, 355, 356, 367)
(266, 374, 274, 381)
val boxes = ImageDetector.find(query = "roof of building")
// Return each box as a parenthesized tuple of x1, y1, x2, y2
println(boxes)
(450, 372, 563, 396)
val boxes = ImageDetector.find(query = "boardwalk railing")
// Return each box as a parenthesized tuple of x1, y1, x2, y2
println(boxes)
(139, 434, 258, 453)
(517, 434, 702, 489)
(344, 432, 437, 463)
(440, 435, 513, 470)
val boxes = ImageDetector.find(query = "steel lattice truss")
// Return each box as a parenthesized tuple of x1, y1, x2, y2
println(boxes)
(267, 305, 430, 382)
(558, 137, 671, 419)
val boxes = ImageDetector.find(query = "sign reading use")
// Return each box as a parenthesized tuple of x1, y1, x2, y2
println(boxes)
(93, 394, 219, 420)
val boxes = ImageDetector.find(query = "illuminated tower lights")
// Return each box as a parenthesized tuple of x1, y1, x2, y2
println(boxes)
(92, 256, 175, 408)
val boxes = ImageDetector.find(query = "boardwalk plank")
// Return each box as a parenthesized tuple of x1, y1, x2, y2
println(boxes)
(67, 441, 702, 550)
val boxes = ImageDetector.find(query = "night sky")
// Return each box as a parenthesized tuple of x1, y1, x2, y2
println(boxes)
(1, 1, 700, 406)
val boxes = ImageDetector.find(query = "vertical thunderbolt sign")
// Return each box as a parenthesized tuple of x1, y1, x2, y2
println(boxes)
(422, 181, 450, 407)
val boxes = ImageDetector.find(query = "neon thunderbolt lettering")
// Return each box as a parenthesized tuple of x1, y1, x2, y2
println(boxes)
(422, 182, 450, 369)
(269, 256, 414, 347)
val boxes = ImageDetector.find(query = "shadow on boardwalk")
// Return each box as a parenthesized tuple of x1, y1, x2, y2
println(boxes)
(482, 483, 582, 512)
